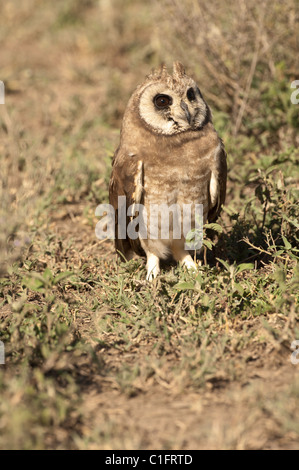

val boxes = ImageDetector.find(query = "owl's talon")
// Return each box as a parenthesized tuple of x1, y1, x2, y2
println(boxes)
(146, 253, 160, 281)
(181, 254, 198, 272)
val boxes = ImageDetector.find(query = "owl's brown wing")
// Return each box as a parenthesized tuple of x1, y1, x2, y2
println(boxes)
(109, 147, 145, 259)
(208, 140, 227, 222)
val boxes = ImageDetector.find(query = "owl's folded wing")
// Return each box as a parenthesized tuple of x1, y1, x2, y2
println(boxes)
(109, 148, 145, 259)
(208, 140, 227, 222)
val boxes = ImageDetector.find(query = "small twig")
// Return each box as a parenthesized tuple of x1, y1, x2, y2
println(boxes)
(243, 237, 285, 260)
(84, 238, 109, 251)
(203, 246, 207, 266)
(233, 5, 267, 135)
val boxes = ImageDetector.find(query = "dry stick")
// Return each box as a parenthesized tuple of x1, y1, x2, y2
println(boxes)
(233, 40, 260, 136)
(203, 246, 207, 266)
(170, 0, 239, 98)
(243, 237, 286, 261)
(233, 1, 269, 136)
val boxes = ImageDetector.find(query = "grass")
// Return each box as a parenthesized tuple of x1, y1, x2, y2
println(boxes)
(0, 0, 299, 450)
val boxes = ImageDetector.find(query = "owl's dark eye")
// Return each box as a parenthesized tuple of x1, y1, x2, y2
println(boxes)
(154, 94, 172, 109)
(187, 87, 196, 102)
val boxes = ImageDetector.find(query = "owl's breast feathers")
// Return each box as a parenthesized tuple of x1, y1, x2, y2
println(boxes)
(109, 122, 227, 259)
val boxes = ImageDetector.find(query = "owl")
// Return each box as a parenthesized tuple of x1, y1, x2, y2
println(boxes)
(109, 62, 227, 280)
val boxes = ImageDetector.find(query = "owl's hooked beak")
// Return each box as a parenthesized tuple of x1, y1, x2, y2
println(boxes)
(180, 100, 191, 125)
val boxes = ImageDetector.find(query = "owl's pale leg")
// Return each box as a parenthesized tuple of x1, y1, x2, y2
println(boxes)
(180, 254, 197, 271)
(172, 243, 198, 272)
(146, 253, 160, 281)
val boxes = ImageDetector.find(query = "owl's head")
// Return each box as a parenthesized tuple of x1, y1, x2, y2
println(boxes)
(135, 62, 211, 136)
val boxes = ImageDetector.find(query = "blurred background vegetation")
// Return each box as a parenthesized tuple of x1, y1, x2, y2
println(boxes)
(0, 0, 298, 450)
(1, 0, 298, 255)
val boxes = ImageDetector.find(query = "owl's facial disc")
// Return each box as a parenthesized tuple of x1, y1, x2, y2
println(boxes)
(138, 81, 209, 135)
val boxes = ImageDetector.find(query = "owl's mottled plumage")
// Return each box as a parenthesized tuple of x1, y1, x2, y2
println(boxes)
(109, 62, 227, 280)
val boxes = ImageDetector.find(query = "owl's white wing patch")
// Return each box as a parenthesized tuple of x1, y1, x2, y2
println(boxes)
(209, 171, 219, 207)
(209, 143, 221, 206)
(131, 160, 143, 214)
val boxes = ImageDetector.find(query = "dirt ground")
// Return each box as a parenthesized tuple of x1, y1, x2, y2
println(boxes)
(34, 206, 299, 450)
